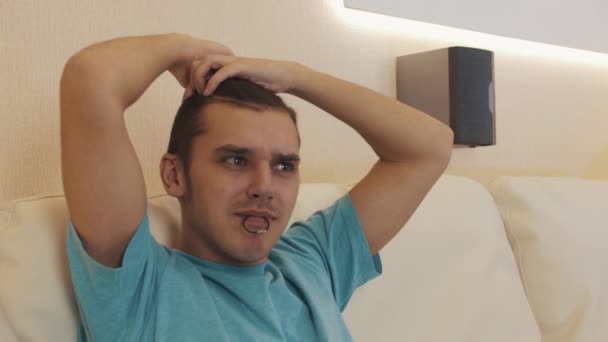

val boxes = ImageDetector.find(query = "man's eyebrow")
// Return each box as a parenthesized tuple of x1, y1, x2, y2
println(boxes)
(214, 144, 252, 155)
(275, 153, 300, 162)
(214, 144, 300, 161)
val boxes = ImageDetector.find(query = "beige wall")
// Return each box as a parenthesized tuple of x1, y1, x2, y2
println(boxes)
(1, 0, 607, 202)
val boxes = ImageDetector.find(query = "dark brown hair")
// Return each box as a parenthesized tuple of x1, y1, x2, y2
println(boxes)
(166, 77, 299, 182)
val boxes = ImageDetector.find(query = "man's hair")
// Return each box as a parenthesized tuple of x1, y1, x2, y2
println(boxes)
(166, 77, 299, 182)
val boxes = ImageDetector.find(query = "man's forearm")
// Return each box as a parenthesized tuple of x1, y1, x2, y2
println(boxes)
(289, 65, 453, 163)
(61, 34, 188, 113)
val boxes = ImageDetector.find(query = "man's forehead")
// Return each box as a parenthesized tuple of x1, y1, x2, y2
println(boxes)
(199, 103, 299, 147)
(202, 100, 290, 122)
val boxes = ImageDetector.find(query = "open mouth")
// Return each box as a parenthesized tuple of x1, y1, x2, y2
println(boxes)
(240, 215, 270, 234)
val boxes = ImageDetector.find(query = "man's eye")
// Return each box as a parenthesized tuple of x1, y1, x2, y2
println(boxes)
(274, 162, 295, 172)
(224, 156, 247, 167)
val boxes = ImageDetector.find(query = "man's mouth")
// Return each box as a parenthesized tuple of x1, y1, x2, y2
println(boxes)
(240, 215, 270, 234)
(236, 208, 278, 235)
(236, 209, 277, 235)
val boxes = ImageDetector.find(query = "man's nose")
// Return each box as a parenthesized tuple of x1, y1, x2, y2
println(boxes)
(246, 165, 273, 201)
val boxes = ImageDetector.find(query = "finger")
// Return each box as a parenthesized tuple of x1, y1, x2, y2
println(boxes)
(193, 61, 222, 94)
(193, 55, 235, 94)
(203, 62, 244, 96)
(189, 60, 205, 93)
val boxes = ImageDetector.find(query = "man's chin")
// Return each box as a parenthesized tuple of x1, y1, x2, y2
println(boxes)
(230, 253, 269, 266)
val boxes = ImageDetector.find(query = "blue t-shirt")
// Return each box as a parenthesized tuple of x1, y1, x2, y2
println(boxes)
(67, 194, 382, 341)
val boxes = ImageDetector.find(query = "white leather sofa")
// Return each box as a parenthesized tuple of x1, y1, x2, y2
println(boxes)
(1, 175, 607, 341)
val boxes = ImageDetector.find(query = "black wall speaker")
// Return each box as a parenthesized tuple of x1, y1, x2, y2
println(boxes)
(396, 47, 496, 146)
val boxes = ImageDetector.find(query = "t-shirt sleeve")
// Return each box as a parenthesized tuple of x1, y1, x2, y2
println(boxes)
(282, 193, 383, 311)
(66, 206, 167, 341)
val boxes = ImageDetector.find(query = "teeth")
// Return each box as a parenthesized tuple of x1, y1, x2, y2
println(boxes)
(256, 229, 268, 234)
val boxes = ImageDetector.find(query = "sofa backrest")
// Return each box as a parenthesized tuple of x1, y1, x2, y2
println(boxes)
(0, 175, 540, 341)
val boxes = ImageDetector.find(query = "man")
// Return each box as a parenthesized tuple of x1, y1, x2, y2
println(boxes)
(61, 33, 453, 341)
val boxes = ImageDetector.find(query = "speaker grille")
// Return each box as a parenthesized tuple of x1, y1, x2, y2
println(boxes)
(449, 47, 495, 146)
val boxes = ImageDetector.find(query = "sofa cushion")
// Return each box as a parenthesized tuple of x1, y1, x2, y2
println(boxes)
(342, 175, 540, 341)
(488, 176, 608, 342)
(0, 176, 539, 341)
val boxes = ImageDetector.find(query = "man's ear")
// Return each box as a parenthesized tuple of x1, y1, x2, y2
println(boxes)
(159, 153, 187, 198)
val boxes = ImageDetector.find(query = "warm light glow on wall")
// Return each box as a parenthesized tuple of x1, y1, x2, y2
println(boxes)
(329, 0, 608, 67)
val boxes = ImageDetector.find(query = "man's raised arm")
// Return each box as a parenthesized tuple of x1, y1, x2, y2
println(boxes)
(60, 34, 231, 267)
(289, 68, 454, 255)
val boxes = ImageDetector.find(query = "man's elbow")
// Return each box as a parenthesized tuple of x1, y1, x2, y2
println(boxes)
(60, 52, 100, 98)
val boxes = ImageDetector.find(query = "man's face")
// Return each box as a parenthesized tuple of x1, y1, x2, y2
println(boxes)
(181, 101, 300, 266)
